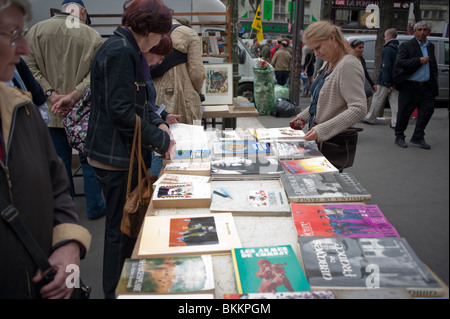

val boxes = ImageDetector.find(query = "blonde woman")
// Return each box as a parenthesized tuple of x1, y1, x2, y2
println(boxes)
(290, 21, 367, 143)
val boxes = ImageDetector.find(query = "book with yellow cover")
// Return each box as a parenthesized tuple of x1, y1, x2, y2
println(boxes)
(138, 213, 242, 258)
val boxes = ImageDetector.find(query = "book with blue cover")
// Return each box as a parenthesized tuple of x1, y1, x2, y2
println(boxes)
(213, 140, 271, 155)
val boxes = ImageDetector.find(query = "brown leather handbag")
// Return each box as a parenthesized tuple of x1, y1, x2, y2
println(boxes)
(121, 115, 157, 238)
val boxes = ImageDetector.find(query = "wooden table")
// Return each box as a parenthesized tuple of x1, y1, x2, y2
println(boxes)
(202, 98, 259, 130)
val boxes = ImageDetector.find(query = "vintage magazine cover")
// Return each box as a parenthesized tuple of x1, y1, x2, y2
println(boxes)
(138, 213, 242, 258)
(116, 256, 214, 297)
(231, 245, 311, 294)
(280, 172, 371, 203)
(291, 203, 400, 237)
(281, 156, 338, 174)
(298, 237, 444, 297)
(210, 180, 290, 215)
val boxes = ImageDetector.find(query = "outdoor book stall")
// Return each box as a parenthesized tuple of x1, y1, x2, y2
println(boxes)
(116, 125, 449, 299)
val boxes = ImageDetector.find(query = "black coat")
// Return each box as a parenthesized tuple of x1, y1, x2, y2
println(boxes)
(393, 38, 439, 96)
(376, 39, 399, 88)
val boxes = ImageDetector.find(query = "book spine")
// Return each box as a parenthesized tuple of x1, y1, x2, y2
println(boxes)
(291, 196, 371, 203)
(231, 249, 244, 294)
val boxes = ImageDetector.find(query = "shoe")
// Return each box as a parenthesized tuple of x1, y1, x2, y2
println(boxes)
(361, 118, 374, 125)
(395, 136, 408, 148)
(410, 138, 431, 150)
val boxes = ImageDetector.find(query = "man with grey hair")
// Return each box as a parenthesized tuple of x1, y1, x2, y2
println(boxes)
(23, 0, 105, 217)
(362, 27, 400, 127)
(392, 21, 438, 149)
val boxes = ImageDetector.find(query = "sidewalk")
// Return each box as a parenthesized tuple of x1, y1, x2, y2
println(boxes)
(75, 101, 449, 299)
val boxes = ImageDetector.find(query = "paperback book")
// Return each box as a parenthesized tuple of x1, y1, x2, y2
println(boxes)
(281, 156, 338, 174)
(210, 156, 284, 180)
(291, 203, 400, 237)
(298, 237, 444, 297)
(152, 183, 211, 208)
(210, 180, 290, 215)
(138, 213, 242, 258)
(163, 162, 211, 176)
(249, 127, 306, 141)
(215, 128, 256, 141)
(116, 255, 214, 297)
(213, 140, 270, 155)
(153, 174, 210, 190)
(231, 245, 311, 294)
(280, 172, 371, 203)
(273, 140, 323, 160)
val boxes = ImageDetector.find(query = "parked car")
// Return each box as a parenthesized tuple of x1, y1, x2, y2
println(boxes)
(345, 34, 449, 101)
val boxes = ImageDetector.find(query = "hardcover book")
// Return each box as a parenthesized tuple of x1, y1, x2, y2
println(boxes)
(298, 237, 444, 297)
(152, 183, 211, 208)
(213, 140, 270, 155)
(231, 245, 311, 294)
(280, 172, 371, 203)
(291, 203, 400, 237)
(281, 157, 338, 174)
(116, 255, 215, 297)
(210, 156, 284, 180)
(210, 180, 290, 215)
(273, 140, 323, 160)
(138, 213, 242, 258)
(163, 162, 211, 176)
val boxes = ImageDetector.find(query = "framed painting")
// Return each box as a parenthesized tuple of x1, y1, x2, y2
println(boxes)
(202, 63, 233, 105)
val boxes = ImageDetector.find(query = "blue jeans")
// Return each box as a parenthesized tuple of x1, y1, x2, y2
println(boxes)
(79, 154, 106, 219)
(150, 151, 163, 176)
(93, 167, 138, 299)
(48, 127, 74, 197)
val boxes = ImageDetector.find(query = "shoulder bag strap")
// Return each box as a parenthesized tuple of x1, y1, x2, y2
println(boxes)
(0, 197, 56, 282)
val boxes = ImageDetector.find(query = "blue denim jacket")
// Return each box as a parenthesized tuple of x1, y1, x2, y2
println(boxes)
(85, 27, 170, 168)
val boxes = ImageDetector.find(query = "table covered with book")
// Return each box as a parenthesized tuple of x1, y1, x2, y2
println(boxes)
(119, 124, 449, 299)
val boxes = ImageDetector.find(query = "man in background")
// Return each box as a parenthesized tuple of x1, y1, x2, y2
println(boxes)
(392, 21, 438, 149)
(362, 28, 400, 128)
(24, 0, 105, 218)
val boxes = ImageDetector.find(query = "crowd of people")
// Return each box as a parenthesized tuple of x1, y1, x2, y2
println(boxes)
(0, 0, 439, 299)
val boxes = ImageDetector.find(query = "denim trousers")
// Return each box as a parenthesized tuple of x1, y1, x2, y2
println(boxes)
(150, 151, 163, 176)
(93, 167, 138, 299)
(79, 154, 106, 218)
(48, 127, 74, 197)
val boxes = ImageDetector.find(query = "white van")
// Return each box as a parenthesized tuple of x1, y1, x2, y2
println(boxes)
(345, 34, 449, 101)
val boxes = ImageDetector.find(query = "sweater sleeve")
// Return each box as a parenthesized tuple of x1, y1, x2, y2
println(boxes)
(314, 56, 367, 142)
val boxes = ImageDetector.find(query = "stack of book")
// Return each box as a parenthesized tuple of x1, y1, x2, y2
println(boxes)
(117, 126, 447, 300)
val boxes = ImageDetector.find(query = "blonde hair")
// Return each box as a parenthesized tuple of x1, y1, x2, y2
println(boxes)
(304, 20, 354, 56)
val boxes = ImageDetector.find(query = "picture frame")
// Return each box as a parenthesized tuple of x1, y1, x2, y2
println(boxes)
(202, 63, 234, 105)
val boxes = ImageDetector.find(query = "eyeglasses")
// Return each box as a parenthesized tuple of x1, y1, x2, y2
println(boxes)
(0, 28, 29, 46)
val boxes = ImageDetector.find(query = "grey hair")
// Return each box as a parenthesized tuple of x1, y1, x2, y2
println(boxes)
(414, 20, 431, 31)
(0, 0, 32, 21)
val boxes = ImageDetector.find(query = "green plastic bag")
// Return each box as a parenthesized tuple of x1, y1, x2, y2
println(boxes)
(253, 67, 275, 115)
(274, 84, 290, 101)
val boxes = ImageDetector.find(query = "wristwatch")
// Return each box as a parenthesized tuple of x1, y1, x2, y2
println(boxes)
(45, 89, 54, 97)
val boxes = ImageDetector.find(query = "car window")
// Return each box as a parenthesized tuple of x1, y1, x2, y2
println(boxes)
(362, 40, 375, 61)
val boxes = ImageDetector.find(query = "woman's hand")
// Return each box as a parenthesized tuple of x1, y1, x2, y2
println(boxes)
(304, 128, 318, 141)
(289, 117, 305, 130)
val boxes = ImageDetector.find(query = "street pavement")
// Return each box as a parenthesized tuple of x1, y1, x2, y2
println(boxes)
(75, 97, 449, 299)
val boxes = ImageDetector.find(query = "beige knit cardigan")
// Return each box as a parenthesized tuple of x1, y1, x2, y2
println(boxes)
(296, 54, 367, 142)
